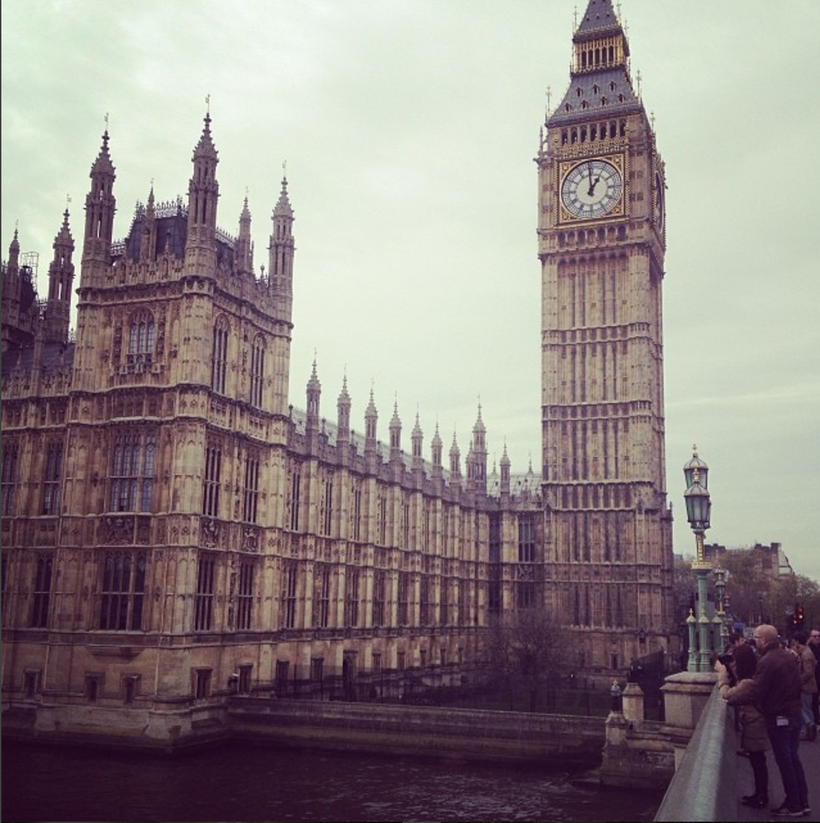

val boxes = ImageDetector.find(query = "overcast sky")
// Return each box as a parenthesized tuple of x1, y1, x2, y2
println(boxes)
(2, 1, 819, 585)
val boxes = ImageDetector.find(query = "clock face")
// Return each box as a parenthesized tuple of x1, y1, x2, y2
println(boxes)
(561, 158, 623, 220)
(654, 172, 665, 231)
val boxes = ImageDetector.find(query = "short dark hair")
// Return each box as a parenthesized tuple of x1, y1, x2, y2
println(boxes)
(793, 629, 808, 645)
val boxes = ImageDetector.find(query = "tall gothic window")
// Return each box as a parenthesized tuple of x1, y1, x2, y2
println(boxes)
(211, 316, 229, 394)
(372, 570, 385, 628)
(109, 431, 156, 513)
(194, 553, 216, 631)
(320, 473, 333, 536)
(288, 464, 301, 531)
(242, 452, 259, 524)
(1, 443, 19, 516)
(345, 569, 359, 627)
(127, 310, 155, 370)
(236, 559, 255, 631)
(202, 444, 222, 518)
(30, 554, 53, 628)
(398, 572, 410, 626)
(313, 564, 330, 629)
(440, 579, 449, 625)
(99, 551, 147, 631)
(419, 575, 430, 625)
(377, 488, 387, 545)
(282, 563, 298, 628)
(249, 335, 265, 408)
(352, 481, 362, 541)
(518, 518, 535, 563)
(42, 443, 63, 515)
(401, 500, 410, 548)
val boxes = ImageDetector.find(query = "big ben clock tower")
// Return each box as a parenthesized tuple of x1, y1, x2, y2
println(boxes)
(536, 0, 674, 677)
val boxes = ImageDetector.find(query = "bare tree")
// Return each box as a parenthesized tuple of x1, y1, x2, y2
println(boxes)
(481, 607, 574, 712)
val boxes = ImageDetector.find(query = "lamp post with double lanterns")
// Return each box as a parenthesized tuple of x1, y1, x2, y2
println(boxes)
(713, 566, 730, 648)
(683, 447, 713, 672)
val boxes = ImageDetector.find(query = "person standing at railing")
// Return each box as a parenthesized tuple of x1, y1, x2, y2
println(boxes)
(720, 624, 808, 818)
(790, 629, 818, 742)
(716, 643, 770, 810)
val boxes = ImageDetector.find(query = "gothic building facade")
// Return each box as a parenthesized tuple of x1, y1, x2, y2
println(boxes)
(1, 0, 674, 744)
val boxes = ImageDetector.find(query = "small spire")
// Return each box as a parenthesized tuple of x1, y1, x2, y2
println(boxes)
(274, 173, 293, 218)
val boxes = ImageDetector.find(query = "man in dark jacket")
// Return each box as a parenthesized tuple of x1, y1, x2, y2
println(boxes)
(721, 623, 808, 817)
(809, 627, 820, 730)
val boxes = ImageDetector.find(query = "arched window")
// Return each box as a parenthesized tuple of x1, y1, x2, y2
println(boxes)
(127, 310, 155, 370)
(249, 334, 265, 408)
(211, 316, 229, 394)
(108, 430, 156, 513)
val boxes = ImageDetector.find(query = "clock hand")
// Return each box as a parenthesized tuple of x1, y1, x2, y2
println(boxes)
(587, 163, 597, 196)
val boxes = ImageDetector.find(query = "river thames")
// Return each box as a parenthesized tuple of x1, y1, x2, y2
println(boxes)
(2, 739, 663, 823)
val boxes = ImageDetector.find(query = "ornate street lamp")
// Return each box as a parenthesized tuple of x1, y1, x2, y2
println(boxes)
(683, 446, 713, 672)
(713, 566, 730, 647)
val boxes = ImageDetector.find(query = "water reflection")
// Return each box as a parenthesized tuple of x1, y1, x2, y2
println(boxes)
(2, 740, 662, 822)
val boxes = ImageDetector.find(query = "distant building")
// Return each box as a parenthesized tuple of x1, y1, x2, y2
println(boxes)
(1, 0, 675, 746)
(704, 542, 793, 579)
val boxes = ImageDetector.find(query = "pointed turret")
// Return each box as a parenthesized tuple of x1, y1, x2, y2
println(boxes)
(269, 172, 295, 320)
(306, 358, 321, 434)
(364, 388, 378, 455)
(411, 412, 423, 463)
(1, 229, 23, 335)
(235, 195, 254, 276)
(336, 374, 352, 448)
(500, 443, 511, 499)
(44, 210, 75, 344)
(389, 398, 402, 461)
(449, 431, 461, 487)
(431, 422, 443, 479)
(471, 404, 488, 493)
(185, 112, 220, 270)
(82, 129, 116, 275)
(139, 185, 156, 262)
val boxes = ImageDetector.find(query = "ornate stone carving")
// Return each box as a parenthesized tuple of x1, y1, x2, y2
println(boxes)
(104, 516, 134, 545)
(201, 517, 218, 548)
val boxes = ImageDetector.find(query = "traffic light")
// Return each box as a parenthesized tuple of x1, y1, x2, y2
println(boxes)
(794, 603, 805, 628)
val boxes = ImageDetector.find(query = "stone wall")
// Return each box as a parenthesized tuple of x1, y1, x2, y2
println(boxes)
(228, 697, 606, 766)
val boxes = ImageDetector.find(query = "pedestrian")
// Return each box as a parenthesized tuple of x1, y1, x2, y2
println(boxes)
(808, 627, 820, 731)
(720, 623, 808, 817)
(790, 629, 818, 741)
(716, 643, 770, 809)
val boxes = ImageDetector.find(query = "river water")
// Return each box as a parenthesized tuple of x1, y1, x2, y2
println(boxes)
(2, 739, 663, 822)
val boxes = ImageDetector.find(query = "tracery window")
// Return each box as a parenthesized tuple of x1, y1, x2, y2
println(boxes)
(99, 551, 147, 631)
(108, 430, 156, 513)
(127, 310, 155, 371)
(30, 554, 53, 628)
(372, 570, 385, 627)
(194, 553, 216, 631)
(236, 558, 255, 631)
(202, 444, 222, 518)
(288, 463, 302, 531)
(313, 564, 330, 629)
(282, 563, 298, 628)
(42, 442, 63, 515)
(242, 451, 259, 524)
(211, 316, 229, 394)
(518, 518, 536, 563)
(345, 568, 360, 627)
(398, 571, 410, 626)
(249, 335, 265, 408)
(1, 442, 19, 516)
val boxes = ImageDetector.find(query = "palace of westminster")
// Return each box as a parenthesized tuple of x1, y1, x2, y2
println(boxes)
(1, 0, 676, 742)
